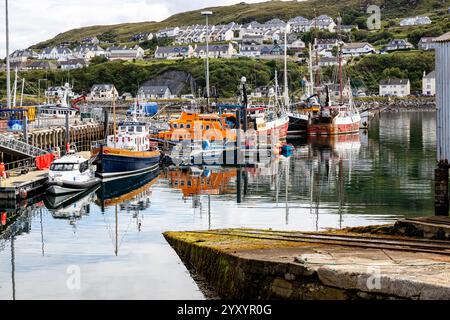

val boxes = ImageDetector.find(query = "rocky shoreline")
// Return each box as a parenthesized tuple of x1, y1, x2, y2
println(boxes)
(355, 97, 436, 112)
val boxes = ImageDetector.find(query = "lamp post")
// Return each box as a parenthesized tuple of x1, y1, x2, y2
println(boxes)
(201, 10, 213, 111)
(5, 0, 11, 108)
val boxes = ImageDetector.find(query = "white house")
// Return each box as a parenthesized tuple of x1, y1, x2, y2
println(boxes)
(316, 39, 339, 51)
(342, 42, 376, 56)
(39, 47, 73, 60)
(154, 45, 194, 59)
(400, 16, 431, 27)
(288, 16, 311, 33)
(384, 39, 414, 51)
(379, 78, 411, 97)
(418, 37, 437, 51)
(107, 45, 145, 61)
(138, 86, 172, 100)
(156, 27, 180, 38)
(194, 43, 236, 59)
(59, 59, 87, 70)
(287, 39, 306, 52)
(72, 45, 106, 60)
(89, 84, 119, 101)
(131, 32, 154, 42)
(310, 15, 336, 32)
(9, 49, 37, 63)
(422, 71, 436, 96)
(45, 86, 78, 100)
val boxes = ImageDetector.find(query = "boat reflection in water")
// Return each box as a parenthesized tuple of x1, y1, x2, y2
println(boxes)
(165, 167, 237, 200)
(44, 186, 99, 225)
(96, 170, 161, 208)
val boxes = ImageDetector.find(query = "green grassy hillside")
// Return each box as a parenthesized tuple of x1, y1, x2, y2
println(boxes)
(32, 0, 450, 48)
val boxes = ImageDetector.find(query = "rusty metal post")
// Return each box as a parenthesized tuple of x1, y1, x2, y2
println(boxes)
(435, 160, 449, 216)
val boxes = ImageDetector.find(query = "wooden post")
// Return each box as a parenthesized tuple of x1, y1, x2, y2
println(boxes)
(435, 160, 449, 216)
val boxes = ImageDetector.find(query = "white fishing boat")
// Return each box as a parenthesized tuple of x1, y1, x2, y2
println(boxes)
(47, 151, 100, 195)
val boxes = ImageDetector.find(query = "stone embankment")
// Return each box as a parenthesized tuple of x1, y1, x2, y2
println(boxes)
(165, 223, 450, 300)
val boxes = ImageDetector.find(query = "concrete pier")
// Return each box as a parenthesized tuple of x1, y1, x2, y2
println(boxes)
(165, 226, 450, 300)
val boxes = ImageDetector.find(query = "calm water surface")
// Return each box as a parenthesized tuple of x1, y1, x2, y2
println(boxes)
(0, 111, 437, 300)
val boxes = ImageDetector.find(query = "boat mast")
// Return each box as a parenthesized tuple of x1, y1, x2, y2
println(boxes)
(13, 67, 18, 107)
(337, 15, 344, 104)
(283, 23, 290, 110)
(313, 10, 320, 94)
(309, 43, 314, 96)
(113, 88, 117, 148)
(274, 69, 279, 108)
(5, 0, 11, 108)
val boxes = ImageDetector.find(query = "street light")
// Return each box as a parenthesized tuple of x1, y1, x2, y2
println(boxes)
(201, 10, 213, 110)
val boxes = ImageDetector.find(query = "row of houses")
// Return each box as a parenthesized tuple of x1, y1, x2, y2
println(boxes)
(6, 58, 88, 71)
(155, 16, 347, 44)
(9, 45, 145, 65)
(154, 40, 378, 60)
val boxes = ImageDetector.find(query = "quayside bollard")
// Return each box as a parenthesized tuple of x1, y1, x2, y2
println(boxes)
(434, 32, 450, 216)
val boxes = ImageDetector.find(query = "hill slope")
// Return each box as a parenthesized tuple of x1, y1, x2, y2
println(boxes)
(32, 0, 450, 48)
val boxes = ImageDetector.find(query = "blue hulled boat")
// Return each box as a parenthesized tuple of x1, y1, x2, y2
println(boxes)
(92, 120, 161, 181)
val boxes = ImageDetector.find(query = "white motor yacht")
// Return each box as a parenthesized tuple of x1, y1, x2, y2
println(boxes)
(47, 152, 100, 195)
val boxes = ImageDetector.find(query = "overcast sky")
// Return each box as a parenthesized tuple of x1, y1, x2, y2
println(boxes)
(0, 0, 267, 54)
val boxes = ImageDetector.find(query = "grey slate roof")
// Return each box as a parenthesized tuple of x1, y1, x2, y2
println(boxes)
(380, 78, 410, 85)
(139, 86, 171, 96)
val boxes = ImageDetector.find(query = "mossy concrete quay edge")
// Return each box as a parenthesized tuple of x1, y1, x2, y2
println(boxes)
(164, 229, 450, 300)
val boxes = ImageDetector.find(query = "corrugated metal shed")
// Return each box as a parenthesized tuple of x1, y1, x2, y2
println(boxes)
(435, 32, 450, 161)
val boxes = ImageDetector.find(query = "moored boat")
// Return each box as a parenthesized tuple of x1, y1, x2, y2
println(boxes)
(92, 120, 161, 181)
(46, 152, 100, 195)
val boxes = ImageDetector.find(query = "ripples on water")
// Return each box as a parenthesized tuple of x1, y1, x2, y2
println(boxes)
(0, 111, 437, 300)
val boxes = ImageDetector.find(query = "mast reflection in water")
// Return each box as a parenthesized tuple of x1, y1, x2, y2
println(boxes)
(0, 111, 438, 299)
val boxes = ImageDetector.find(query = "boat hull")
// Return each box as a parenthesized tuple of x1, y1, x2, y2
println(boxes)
(46, 178, 101, 195)
(92, 147, 161, 180)
(256, 115, 290, 140)
(287, 114, 308, 138)
(308, 116, 361, 136)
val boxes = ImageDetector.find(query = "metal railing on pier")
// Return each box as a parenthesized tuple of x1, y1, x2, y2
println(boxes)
(0, 134, 47, 158)
(4, 157, 36, 173)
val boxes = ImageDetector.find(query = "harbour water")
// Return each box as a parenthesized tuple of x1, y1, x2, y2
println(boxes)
(0, 111, 437, 300)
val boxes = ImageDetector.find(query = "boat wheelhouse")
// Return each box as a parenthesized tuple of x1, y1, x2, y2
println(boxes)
(92, 120, 161, 180)
(38, 105, 78, 119)
(157, 111, 238, 143)
(47, 153, 100, 195)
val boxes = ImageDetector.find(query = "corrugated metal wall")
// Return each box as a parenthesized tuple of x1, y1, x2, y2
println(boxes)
(436, 40, 450, 162)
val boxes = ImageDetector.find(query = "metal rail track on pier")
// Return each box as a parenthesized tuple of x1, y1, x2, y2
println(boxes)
(192, 229, 450, 256)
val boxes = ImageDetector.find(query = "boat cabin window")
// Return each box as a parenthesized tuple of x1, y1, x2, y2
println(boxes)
(186, 124, 191, 129)
(128, 126, 135, 133)
(79, 161, 89, 173)
(173, 124, 178, 129)
(205, 125, 211, 130)
(136, 126, 143, 133)
(180, 124, 185, 129)
(120, 126, 126, 132)
(51, 163, 75, 171)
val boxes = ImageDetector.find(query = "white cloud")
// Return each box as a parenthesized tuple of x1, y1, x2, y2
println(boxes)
(0, 0, 265, 54)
